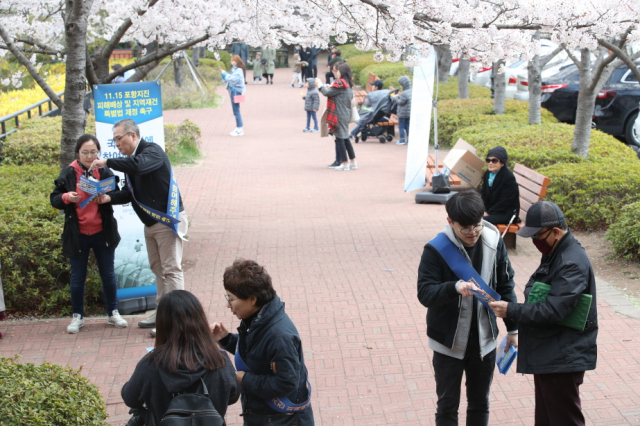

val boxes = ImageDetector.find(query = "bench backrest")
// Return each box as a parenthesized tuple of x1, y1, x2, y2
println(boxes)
(513, 163, 550, 223)
(366, 72, 379, 92)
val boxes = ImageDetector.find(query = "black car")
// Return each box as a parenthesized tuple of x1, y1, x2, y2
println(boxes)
(540, 65, 580, 123)
(592, 66, 640, 146)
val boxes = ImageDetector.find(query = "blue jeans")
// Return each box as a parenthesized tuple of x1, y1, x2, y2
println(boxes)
(69, 232, 118, 317)
(230, 91, 243, 128)
(398, 117, 410, 142)
(306, 111, 318, 130)
(350, 124, 365, 137)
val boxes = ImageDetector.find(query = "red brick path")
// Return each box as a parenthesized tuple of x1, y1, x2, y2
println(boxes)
(2, 67, 640, 425)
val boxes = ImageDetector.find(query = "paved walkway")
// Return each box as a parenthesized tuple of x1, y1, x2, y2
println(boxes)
(2, 67, 640, 425)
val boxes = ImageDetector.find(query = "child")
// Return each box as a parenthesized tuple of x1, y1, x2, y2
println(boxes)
(395, 75, 412, 145)
(302, 78, 320, 132)
(252, 53, 264, 84)
(291, 54, 305, 88)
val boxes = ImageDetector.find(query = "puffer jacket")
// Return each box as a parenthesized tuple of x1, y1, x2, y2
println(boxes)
(395, 76, 412, 118)
(319, 83, 353, 139)
(220, 296, 314, 425)
(507, 231, 598, 374)
(481, 166, 520, 219)
(50, 163, 122, 258)
(303, 79, 320, 111)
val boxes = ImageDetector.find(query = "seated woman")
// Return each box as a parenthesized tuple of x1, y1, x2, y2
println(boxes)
(121, 290, 239, 425)
(481, 146, 520, 225)
(212, 259, 314, 426)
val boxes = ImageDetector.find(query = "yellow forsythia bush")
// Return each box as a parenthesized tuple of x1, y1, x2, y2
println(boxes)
(0, 74, 65, 117)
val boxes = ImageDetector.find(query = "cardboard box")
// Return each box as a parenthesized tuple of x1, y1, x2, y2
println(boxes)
(443, 139, 485, 187)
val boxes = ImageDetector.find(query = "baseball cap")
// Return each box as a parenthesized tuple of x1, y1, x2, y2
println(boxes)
(372, 80, 384, 90)
(516, 201, 566, 238)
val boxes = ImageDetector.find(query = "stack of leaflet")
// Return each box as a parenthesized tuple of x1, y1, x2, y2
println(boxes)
(496, 335, 518, 375)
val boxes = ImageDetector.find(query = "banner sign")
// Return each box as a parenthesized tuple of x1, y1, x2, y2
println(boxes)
(93, 81, 164, 301)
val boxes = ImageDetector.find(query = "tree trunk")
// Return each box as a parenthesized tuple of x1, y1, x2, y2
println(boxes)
(60, 1, 92, 169)
(434, 44, 452, 83)
(457, 58, 470, 99)
(192, 47, 200, 67)
(493, 60, 506, 115)
(527, 55, 542, 124)
(173, 55, 185, 87)
(572, 86, 596, 158)
(92, 45, 110, 82)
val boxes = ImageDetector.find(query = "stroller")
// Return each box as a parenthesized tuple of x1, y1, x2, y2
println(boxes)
(353, 89, 397, 143)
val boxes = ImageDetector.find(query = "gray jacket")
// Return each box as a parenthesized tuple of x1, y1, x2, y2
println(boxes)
(395, 76, 412, 119)
(319, 83, 353, 139)
(303, 79, 320, 111)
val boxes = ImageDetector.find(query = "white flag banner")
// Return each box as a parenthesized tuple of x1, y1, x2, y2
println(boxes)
(404, 46, 436, 192)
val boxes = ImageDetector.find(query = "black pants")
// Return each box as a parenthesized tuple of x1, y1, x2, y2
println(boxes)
(432, 334, 496, 426)
(311, 64, 317, 78)
(534, 372, 585, 426)
(325, 71, 334, 84)
(335, 137, 355, 163)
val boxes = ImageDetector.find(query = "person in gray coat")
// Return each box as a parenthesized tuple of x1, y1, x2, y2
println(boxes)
(261, 46, 276, 84)
(316, 63, 356, 171)
(395, 75, 412, 145)
(231, 42, 250, 83)
(303, 78, 320, 132)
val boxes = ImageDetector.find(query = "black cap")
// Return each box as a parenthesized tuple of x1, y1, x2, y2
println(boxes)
(516, 201, 565, 238)
(372, 80, 383, 90)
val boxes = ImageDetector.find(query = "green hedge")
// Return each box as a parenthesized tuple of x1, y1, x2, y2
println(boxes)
(606, 202, 640, 261)
(337, 44, 376, 59)
(347, 55, 384, 85)
(436, 77, 491, 100)
(359, 63, 410, 90)
(0, 356, 108, 425)
(204, 50, 231, 70)
(539, 162, 640, 230)
(434, 99, 557, 147)
(452, 122, 638, 169)
(2, 117, 95, 166)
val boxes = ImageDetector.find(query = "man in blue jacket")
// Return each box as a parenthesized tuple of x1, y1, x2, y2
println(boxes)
(490, 201, 597, 426)
(91, 118, 188, 336)
(417, 190, 518, 426)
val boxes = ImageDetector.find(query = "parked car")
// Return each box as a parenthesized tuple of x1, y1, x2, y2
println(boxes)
(540, 65, 581, 123)
(592, 65, 640, 146)
(514, 54, 575, 102)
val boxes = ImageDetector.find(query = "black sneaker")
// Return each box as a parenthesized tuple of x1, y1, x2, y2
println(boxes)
(327, 161, 340, 168)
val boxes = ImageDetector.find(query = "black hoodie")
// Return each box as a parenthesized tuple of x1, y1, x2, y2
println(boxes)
(121, 351, 239, 425)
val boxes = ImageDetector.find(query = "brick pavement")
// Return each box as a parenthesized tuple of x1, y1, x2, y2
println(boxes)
(2, 67, 640, 425)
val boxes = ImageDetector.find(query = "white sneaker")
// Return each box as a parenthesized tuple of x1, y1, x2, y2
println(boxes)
(350, 160, 358, 170)
(335, 162, 350, 171)
(67, 314, 85, 334)
(107, 310, 128, 328)
(230, 128, 244, 137)
(138, 310, 156, 328)
(259, 81, 262, 84)
(150, 328, 156, 337)
(253, 81, 257, 84)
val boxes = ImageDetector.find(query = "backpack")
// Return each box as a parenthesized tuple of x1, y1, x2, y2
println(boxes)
(160, 378, 224, 426)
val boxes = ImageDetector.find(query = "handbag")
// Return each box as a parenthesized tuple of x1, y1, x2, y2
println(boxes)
(527, 282, 593, 331)
(320, 109, 329, 138)
(233, 94, 245, 103)
(349, 98, 360, 123)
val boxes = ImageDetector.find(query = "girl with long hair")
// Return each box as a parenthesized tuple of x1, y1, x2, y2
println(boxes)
(122, 290, 239, 425)
(221, 54, 247, 136)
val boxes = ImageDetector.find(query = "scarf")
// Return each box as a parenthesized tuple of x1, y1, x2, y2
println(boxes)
(326, 78, 348, 133)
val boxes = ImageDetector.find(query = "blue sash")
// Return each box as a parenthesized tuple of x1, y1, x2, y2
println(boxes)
(429, 232, 501, 310)
(125, 168, 181, 235)
(234, 341, 312, 413)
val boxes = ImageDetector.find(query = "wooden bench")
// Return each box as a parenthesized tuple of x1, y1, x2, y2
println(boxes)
(496, 163, 550, 249)
(354, 90, 367, 105)
(426, 153, 461, 187)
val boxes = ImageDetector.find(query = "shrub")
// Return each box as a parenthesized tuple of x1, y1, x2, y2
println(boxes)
(346, 55, 384, 85)
(337, 44, 376, 59)
(204, 50, 231, 70)
(434, 98, 557, 147)
(606, 202, 640, 261)
(0, 356, 109, 426)
(359, 63, 410, 89)
(452, 122, 638, 169)
(164, 119, 203, 164)
(436, 77, 491, 100)
(539, 162, 640, 230)
(2, 116, 95, 166)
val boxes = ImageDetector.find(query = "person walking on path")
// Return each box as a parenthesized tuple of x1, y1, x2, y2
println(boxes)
(308, 46, 320, 78)
(89, 119, 189, 337)
(261, 46, 276, 84)
(299, 46, 311, 80)
(251, 52, 264, 84)
(291, 53, 305, 88)
(221, 55, 247, 137)
(394, 75, 412, 145)
(317, 63, 357, 171)
(325, 47, 339, 84)
(50, 134, 128, 334)
(490, 201, 598, 426)
(231, 42, 250, 83)
(302, 78, 320, 132)
(122, 290, 239, 425)
(417, 190, 518, 426)
(212, 259, 315, 426)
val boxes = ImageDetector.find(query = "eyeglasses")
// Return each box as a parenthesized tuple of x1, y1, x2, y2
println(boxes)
(113, 132, 131, 143)
(532, 228, 553, 240)
(486, 158, 500, 164)
(456, 224, 483, 235)
(224, 294, 238, 304)
(80, 151, 99, 156)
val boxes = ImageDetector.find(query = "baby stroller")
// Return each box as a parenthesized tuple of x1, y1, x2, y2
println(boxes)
(354, 89, 397, 143)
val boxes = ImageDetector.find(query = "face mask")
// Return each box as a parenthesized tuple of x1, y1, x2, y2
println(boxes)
(532, 232, 557, 255)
